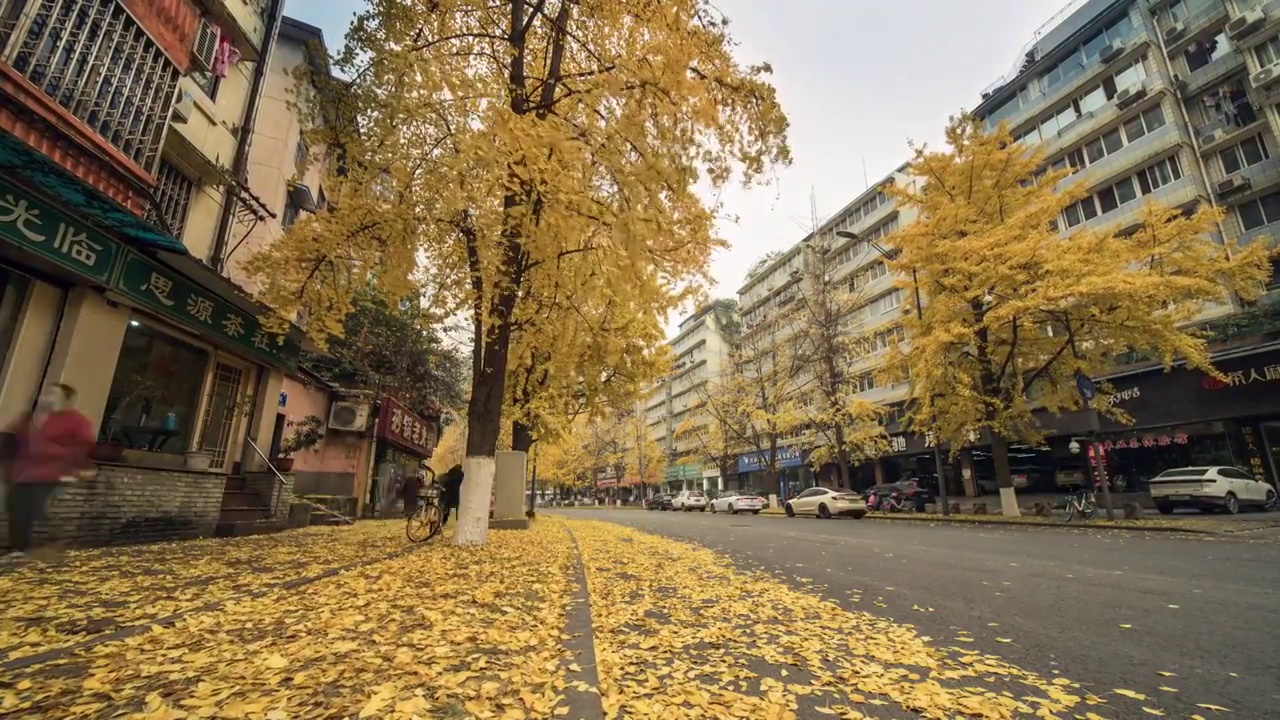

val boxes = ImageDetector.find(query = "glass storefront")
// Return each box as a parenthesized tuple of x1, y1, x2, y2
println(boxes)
(101, 317, 210, 453)
(1098, 421, 1238, 493)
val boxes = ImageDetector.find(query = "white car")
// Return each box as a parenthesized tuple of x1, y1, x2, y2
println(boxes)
(784, 487, 867, 519)
(710, 491, 765, 515)
(672, 490, 708, 511)
(1149, 466, 1278, 515)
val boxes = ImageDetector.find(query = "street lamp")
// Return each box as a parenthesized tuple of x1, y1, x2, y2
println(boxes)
(836, 230, 950, 516)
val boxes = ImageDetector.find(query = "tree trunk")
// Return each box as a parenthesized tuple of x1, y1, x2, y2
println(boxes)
(836, 452, 851, 489)
(990, 433, 1021, 517)
(455, 306, 516, 546)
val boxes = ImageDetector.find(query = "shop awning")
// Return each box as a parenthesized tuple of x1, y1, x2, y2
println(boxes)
(0, 131, 186, 254)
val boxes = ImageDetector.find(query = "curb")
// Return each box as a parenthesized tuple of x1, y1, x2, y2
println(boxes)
(855, 513, 1219, 534)
(559, 526, 607, 720)
(1, 538, 431, 673)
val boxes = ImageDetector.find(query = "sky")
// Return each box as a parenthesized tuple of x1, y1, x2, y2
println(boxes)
(288, 0, 1072, 331)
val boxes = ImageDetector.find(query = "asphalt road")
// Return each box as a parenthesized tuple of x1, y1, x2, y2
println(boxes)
(558, 509, 1280, 718)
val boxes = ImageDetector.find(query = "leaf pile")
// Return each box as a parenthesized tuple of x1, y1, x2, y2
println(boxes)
(0, 521, 413, 661)
(2, 522, 576, 718)
(567, 518, 1164, 719)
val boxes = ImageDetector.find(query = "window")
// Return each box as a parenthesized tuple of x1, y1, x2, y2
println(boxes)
(148, 161, 194, 240)
(1113, 58, 1146, 91)
(1219, 134, 1270, 176)
(1236, 190, 1280, 231)
(1255, 34, 1280, 68)
(294, 138, 309, 167)
(1069, 103, 1166, 171)
(101, 318, 211, 453)
(191, 71, 220, 101)
(282, 192, 299, 228)
(876, 289, 903, 314)
(1064, 157, 1181, 229)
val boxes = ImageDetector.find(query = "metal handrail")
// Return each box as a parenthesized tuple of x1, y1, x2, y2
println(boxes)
(245, 435, 354, 525)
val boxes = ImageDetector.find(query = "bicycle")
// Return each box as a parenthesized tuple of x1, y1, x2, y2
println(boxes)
(405, 469, 443, 542)
(1062, 487, 1097, 523)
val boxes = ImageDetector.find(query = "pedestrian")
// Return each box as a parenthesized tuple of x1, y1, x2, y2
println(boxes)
(440, 464, 464, 528)
(3, 383, 95, 561)
(400, 471, 425, 518)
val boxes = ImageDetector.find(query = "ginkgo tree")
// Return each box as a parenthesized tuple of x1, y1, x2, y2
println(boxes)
(249, 0, 791, 544)
(696, 324, 805, 496)
(788, 241, 888, 487)
(884, 114, 1271, 515)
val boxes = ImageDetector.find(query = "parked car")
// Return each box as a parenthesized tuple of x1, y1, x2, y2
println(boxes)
(648, 494, 675, 511)
(710, 491, 765, 515)
(1148, 466, 1278, 515)
(785, 487, 867, 519)
(672, 490, 708, 511)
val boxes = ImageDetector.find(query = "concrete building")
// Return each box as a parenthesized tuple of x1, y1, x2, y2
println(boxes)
(644, 302, 738, 493)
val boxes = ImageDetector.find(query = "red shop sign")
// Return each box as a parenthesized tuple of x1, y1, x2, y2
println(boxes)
(377, 396, 439, 457)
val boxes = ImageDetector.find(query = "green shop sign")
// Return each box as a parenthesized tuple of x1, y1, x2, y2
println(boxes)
(115, 253, 299, 368)
(0, 178, 120, 284)
(665, 463, 702, 481)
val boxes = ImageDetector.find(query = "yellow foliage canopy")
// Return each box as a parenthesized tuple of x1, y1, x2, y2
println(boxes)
(247, 0, 791, 461)
(884, 114, 1271, 462)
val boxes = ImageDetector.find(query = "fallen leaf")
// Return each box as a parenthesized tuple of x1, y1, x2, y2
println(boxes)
(1115, 689, 1149, 701)
(995, 638, 1013, 643)
(1159, 686, 1178, 692)
(1141, 708, 1165, 716)
(1118, 624, 1133, 629)
(1157, 671, 1177, 677)
(1195, 703, 1231, 712)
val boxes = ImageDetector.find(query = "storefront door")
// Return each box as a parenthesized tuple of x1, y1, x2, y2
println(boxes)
(198, 361, 247, 469)
(1259, 420, 1280, 489)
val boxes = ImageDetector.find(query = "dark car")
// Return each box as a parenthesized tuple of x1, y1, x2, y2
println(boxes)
(646, 494, 674, 511)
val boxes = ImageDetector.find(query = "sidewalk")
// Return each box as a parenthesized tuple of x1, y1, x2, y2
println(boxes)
(1, 517, 1184, 718)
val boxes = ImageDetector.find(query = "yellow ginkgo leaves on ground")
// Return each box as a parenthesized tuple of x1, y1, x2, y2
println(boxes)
(566, 518, 1163, 720)
(3, 522, 578, 718)
(0, 520, 411, 660)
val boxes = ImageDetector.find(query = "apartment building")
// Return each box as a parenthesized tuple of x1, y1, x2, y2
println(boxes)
(731, 167, 918, 497)
(643, 302, 737, 493)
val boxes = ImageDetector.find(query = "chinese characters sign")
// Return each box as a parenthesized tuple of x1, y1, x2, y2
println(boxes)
(1241, 425, 1269, 484)
(0, 180, 118, 284)
(737, 445, 803, 474)
(376, 396, 439, 458)
(1100, 433, 1189, 450)
(1202, 365, 1280, 390)
(114, 252, 299, 368)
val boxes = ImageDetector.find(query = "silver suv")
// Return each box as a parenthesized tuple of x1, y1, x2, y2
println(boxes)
(672, 490, 708, 512)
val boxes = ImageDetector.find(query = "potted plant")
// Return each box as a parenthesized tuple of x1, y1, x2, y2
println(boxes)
(272, 414, 325, 472)
(184, 447, 213, 470)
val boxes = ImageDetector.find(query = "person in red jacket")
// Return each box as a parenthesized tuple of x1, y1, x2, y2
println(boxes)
(3, 383, 95, 559)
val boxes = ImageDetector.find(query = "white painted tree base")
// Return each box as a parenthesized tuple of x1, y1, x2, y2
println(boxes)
(453, 456, 495, 546)
(999, 486, 1022, 517)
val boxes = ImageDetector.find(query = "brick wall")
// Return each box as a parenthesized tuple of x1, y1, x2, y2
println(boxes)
(244, 472, 295, 516)
(0, 465, 225, 549)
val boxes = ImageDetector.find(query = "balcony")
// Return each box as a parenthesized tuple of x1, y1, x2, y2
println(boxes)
(196, 0, 267, 59)
(1000, 35, 1153, 137)
(0, 0, 184, 189)
(1184, 47, 1246, 95)
(164, 75, 236, 183)
(1060, 120, 1187, 196)
(1163, 0, 1230, 55)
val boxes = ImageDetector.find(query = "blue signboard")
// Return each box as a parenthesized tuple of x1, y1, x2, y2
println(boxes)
(737, 445, 804, 474)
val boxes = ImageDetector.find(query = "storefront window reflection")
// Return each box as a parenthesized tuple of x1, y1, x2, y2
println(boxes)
(101, 318, 210, 453)
(1100, 422, 1237, 492)
(0, 266, 30, 383)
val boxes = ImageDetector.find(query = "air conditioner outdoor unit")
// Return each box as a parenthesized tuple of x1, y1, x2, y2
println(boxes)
(1200, 127, 1228, 146)
(1099, 40, 1126, 64)
(171, 90, 194, 124)
(1217, 175, 1252, 197)
(1114, 83, 1147, 110)
(1252, 63, 1280, 88)
(1163, 21, 1186, 42)
(192, 19, 220, 73)
(1225, 9, 1266, 41)
(328, 401, 371, 432)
